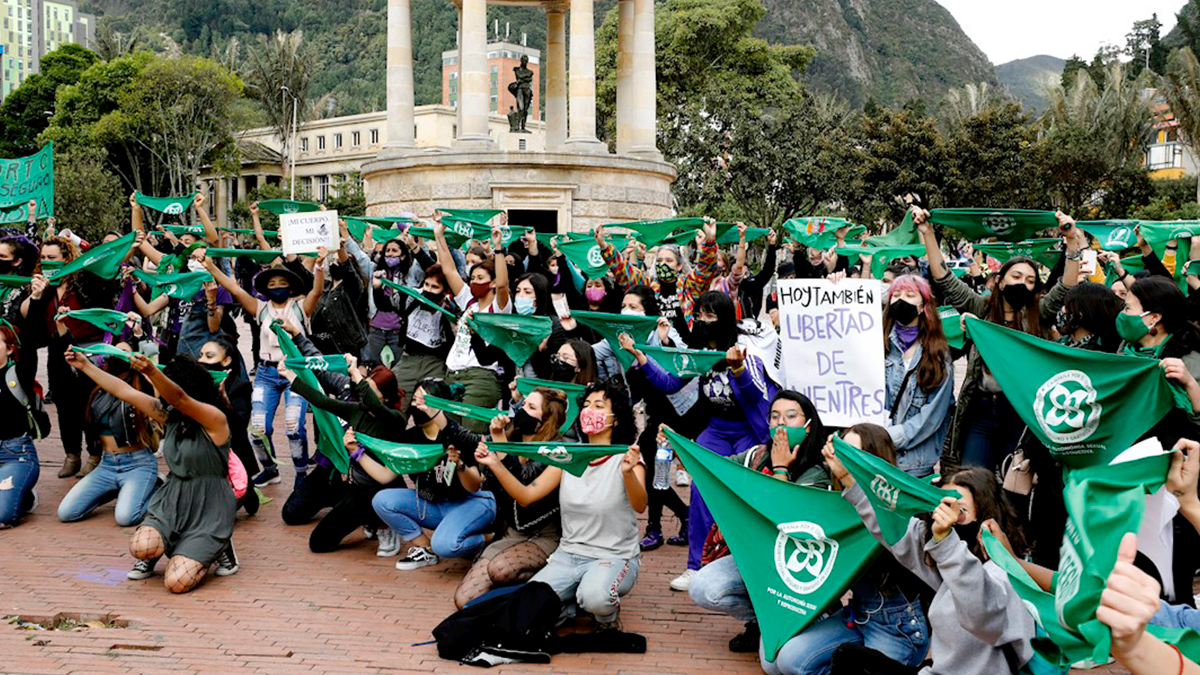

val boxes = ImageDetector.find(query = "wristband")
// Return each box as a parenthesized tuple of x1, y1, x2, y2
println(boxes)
(350, 446, 365, 462)
(772, 467, 789, 476)
(1171, 643, 1183, 675)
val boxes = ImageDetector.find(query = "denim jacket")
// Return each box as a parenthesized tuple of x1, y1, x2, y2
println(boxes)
(884, 329, 954, 477)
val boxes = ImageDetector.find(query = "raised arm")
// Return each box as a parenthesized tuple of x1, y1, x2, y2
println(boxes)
(204, 256, 258, 315)
(64, 350, 166, 424)
(491, 227, 510, 311)
(130, 193, 144, 234)
(134, 353, 230, 445)
(133, 291, 171, 318)
(1058, 212, 1081, 289)
(303, 247, 328, 316)
(433, 218, 466, 296)
(914, 207, 950, 279)
(249, 202, 273, 252)
(193, 192, 219, 246)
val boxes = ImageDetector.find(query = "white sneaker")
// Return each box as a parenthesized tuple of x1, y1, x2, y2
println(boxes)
(376, 528, 401, 557)
(128, 558, 157, 580)
(675, 469, 691, 487)
(670, 569, 697, 592)
(215, 542, 240, 577)
(395, 545, 439, 571)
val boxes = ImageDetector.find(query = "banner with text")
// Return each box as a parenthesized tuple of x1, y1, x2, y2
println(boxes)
(0, 142, 54, 224)
(280, 210, 339, 255)
(777, 278, 886, 427)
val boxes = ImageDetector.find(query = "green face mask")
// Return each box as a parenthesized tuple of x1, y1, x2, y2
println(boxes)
(1115, 311, 1150, 343)
(770, 425, 808, 448)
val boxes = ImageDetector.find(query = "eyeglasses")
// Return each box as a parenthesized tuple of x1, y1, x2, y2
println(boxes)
(550, 354, 577, 368)
(769, 410, 804, 424)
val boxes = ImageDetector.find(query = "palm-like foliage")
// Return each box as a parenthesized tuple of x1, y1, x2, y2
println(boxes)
(1161, 47, 1200, 201)
(243, 30, 314, 180)
(1040, 61, 1155, 169)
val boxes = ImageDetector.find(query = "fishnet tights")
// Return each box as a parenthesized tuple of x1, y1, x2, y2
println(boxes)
(453, 542, 550, 608)
(129, 526, 209, 593)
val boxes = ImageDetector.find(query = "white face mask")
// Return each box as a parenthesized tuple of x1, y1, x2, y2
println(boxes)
(552, 295, 570, 320)
(621, 307, 645, 317)
(187, 259, 206, 273)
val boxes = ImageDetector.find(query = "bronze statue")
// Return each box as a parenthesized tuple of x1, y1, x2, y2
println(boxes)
(507, 54, 534, 134)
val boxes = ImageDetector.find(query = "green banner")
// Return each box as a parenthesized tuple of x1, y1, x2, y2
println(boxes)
(283, 355, 351, 373)
(556, 238, 609, 280)
(135, 191, 197, 216)
(379, 278, 457, 322)
(423, 394, 501, 424)
(938, 306, 964, 350)
(204, 248, 282, 265)
(355, 432, 445, 475)
(514, 377, 587, 432)
(973, 238, 1063, 269)
(468, 313, 554, 367)
(864, 211, 920, 248)
(64, 308, 129, 334)
(965, 316, 1184, 468)
(637, 342, 726, 377)
(270, 322, 351, 474)
(486, 441, 628, 477)
(665, 428, 881, 661)
(132, 270, 211, 301)
(572, 310, 661, 371)
(47, 231, 136, 282)
(258, 199, 320, 215)
(929, 208, 1058, 242)
(0, 142, 53, 223)
(1077, 221, 1139, 252)
(835, 245, 926, 279)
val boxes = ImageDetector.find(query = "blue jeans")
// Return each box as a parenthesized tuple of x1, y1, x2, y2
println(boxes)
(250, 364, 309, 472)
(689, 554, 755, 622)
(0, 435, 39, 527)
(1153, 601, 1200, 631)
(531, 550, 640, 624)
(57, 448, 158, 527)
(371, 488, 496, 559)
(363, 326, 402, 363)
(961, 393, 1024, 473)
(761, 585, 929, 675)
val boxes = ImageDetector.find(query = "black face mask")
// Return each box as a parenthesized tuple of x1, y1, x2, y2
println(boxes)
(1000, 283, 1034, 310)
(512, 408, 541, 437)
(1055, 309, 1077, 336)
(954, 520, 982, 547)
(689, 319, 719, 349)
(422, 290, 443, 305)
(410, 407, 432, 425)
(0, 259, 13, 275)
(888, 299, 920, 326)
(330, 264, 349, 281)
(202, 361, 229, 372)
(550, 359, 578, 383)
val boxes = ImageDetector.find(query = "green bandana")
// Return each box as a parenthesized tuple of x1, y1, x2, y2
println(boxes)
(0, 143, 53, 224)
(71, 343, 134, 362)
(64, 308, 129, 334)
(973, 238, 1062, 269)
(408, 225, 469, 250)
(572, 311, 661, 370)
(219, 227, 280, 239)
(379, 279, 457, 322)
(468, 313, 554, 367)
(965, 316, 1187, 468)
(617, 217, 706, 247)
(344, 217, 372, 241)
(282, 355, 351, 373)
(514, 377, 587, 432)
(835, 245, 925, 279)
(204, 248, 282, 265)
(555, 238, 610, 280)
(135, 191, 197, 216)
(1103, 255, 1143, 287)
(132, 270, 212, 301)
(534, 232, 591, 249)
(1076, 220, 1139, 252)
(39, 260, 65, 273)
(270, 323, 351, 473)
(782, 217, 865, 249)
(1138, 219, 1199, 249)
(770, 425, 808, 449)
(161, 224, 206, 237)
(864, 211, 920, 247)
(485, 441, 628, 477)
(0, 275, 32, 289)
(354, 432, 445, 474)
(210, 370, 230, 386)
(422, 394, 501, 424)
(716, 227, 771, 246)
(636, 342, 726, 377)
(439, 208, 504, 224)
(938, 306, 965, 350)
(258, 199, 320, 215)
(832, 436, 958, 545)
(928, 208, 1058, 242)
(664, 428, 881, 661)
(1186, 259, 1200, 277)
(47, 232, 136, 282)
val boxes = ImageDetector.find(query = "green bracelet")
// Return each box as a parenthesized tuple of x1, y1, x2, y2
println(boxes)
(772, 467, 789, 476)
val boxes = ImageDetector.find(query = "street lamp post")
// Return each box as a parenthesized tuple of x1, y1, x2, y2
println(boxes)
(281, 86, 299, 201)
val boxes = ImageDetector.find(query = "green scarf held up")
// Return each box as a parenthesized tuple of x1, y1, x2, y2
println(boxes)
(408, 225, 469, 250)
(439, 208, 504, 224)
(664, 428, 881, 662)
(973, 238, 1063, 269)
(344, 217, 372, 241)
(0, 275, 32, 289)
(64, 308, 129, 334)
(636, 342, 727, 377)
(1103, 255, 1143, 287)
(468, 313, 554, 367)
(219, 226, 280, 239)
(1138, 219, 1200, 250)
(534, 232, 591, 250)
(716, 226, 771, 246)
(555, 238, 609, 280)
(204, 248, 282, 265)
(864, 211, 920, 247)
(1076, 220, 1139, 252)
(47, 231, 137, 283)
(379, 278, 458, 322)
(354, 432, 446, 475)
(832, 436, 959, 545)
(616, 217, 706, 247)
(135, 191, 197, 216)
(928, 208, 1058, 242)
(782, 217, 865, 250)
(132, 270, 212, 301)
(964, 316, 1186, 468)
(282, 355, 351, 373)
(161, 224, 206, 237)
(270, 323, 351, 474)
(572, 310, 661, 371)
(835, 245, 925, 279)
(485, 441, 629, 477)
(71, 343, 134, 362)
(514, 377, 587, 432)
(938, 306, 965, 350)
(258, 199, 320, 215)
(422, 394, 501, 424)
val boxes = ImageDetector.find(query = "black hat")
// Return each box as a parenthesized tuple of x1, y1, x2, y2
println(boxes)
(253, 267, 305, 298)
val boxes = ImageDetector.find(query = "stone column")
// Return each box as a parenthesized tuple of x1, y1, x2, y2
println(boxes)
(615, 0, 635, 154)
(630, 0, 660, 158)
(237, 175, 247, 204)
(545, 8, 568, 150)
(383, 0, 416, 153)
(565, 0, 607, 153)
(456, 0, 493, 147)
(215, 178, 229, 229)
(455, 6, 463, 138)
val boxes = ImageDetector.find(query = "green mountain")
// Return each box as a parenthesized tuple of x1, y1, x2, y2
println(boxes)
(753, 0, 997, 108)
(83, 0, 992, 116)
(995, 55, 1064, 113)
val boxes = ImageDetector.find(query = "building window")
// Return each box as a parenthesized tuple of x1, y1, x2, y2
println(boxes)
(317, 135, 326, 151)
(318, 175, 330, 201)
(300, 137, 309, 152)
(490, 65, 499, 112)
(333, 133, 343, 149)
(1146, 142, 1183, 170)
(519, 139, 527, 151)
(449, 72, 459, 107)
(351, 131, 361, 147)
(369, 128, 379, 145)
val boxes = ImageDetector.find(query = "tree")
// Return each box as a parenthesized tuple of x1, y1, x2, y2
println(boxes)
(844, 107, 950, 225)
(1159, 47, 1200, 201)
(944, 102, 1042, 209)
(53, 146, 127, 241)
(1126, 14, 1167, 77)
(0, 44, 99, 157)
(1061, 55, 1089, 90)
(243, 30, 313, 186)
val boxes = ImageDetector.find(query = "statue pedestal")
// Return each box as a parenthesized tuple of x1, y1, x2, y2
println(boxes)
(362, 149, 677, 234)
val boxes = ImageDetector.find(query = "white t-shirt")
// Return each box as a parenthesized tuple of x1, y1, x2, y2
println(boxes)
(558, 454, 640, 560)
(445, 285, 511, 374)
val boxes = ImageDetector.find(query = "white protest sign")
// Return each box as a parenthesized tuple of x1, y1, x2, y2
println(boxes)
(777, 278, 886, 427)
(280, 210, 339, 255)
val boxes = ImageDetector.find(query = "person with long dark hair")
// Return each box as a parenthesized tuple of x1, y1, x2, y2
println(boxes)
(196, 335, 259, 516)
(0, 234, 38, 323)
(390, 263, 454, 418)
(915, 207, 1082, 474)
(512, 271, 569, 379)
(1054, 282, 1123, 352)
(0, 323, 40, 529)
(882, 274, 954, 478)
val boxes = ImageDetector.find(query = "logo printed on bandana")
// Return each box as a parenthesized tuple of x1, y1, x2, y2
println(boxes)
(1107, 226, 1133, 249)
(870, 475, 900, 511)
(283, 204, 300, 214)
(163, 202, 185, 215)
(1055, 521, 1084, 625)
(499, 225, 512, 243)
(162, 284, 178, 296)
(453, 220, 473, 237)
(587, 245, 604, 268)
(1033, 370, 1101, 443)
(774, 521, 839, 595)
(307, 358, 329, 372)
(982, 213, 1017, 237)
(538, 445, 573, 463)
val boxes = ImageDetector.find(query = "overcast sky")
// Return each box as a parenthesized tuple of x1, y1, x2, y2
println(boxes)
(935, 0, 1186, 65)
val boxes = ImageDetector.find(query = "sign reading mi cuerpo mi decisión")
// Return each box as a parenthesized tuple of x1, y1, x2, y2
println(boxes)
(0, 142, 54, 224)
(280, 210, 340, 256)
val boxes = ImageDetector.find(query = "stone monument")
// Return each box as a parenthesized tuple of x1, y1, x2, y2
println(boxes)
(508, 54, 534, 133)
(363, 0, 676, 234)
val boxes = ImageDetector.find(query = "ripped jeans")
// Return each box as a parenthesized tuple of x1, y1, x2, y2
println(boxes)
(250, 363, 309, 474)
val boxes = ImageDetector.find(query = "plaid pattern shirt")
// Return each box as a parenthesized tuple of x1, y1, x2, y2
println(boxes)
(601, 239, 719, 328)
